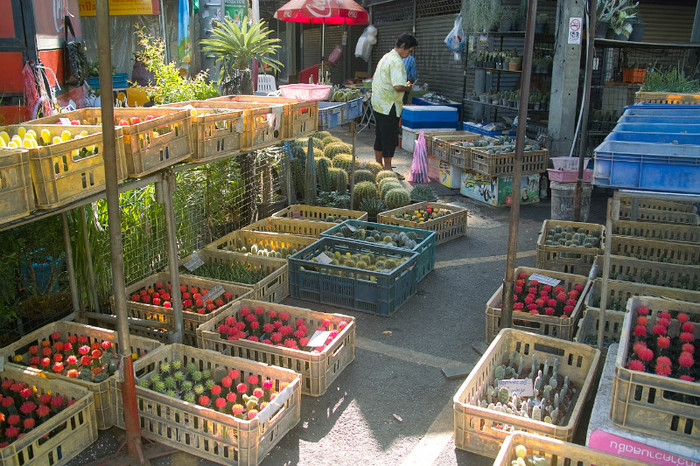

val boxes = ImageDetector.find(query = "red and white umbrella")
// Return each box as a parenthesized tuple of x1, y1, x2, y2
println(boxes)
(275, 0, 369, 77)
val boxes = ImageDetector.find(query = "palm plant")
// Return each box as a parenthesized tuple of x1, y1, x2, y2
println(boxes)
(201, 17, 283, 95)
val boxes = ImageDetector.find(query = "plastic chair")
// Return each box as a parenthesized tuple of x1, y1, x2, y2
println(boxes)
(256, 74, 276, 96)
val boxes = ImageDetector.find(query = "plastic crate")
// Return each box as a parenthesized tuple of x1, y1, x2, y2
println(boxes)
(401, 127, 462, 153)
(612, 296, 700, 446)
(268, 205, 368, 236)
(614, 122, 700, 133)
(377, 201, 467, 245)
(593, 140, 700, 194)
(208, 95, 319, 140)
(343, 97, 363, 121)
(0, 366, 98, 466)
(430, 134, 482, 166)
(205, 229, 317, 262)
(28, 108, 193, 178)
(115, 344, 301, 466)
(546, 168, 593, 183)
(453, 329, 601, 458)
(123, 272, 254, 346)
(611, 219, 700, 243)
(573, 307, 627, 350)
(585, 277, 700, 314)
(0, 148, 34, 223)
(610, 235, 700, 265)
(288, 237, 419, 316)
(484, 267, 591, 342)
(535, 220, 604, 275)
(279, 83, 331, 101)
(317, 101, 345, 130)
(493, 431, 641, 466)
(180, 248, 289, 303)
(158, 101, 247, 161)
(592, 254, 700, 290)
(462, 121, 516, 137)
(606, 130, 700, 145)
(623, 104, 700, 115)
(424, 131, 479, 158)
(619, 196, 698, 214)
(6, 125, 128, 209)
(321, 219, 437, 283)
(243, 217, 332, 238)
(197, 299, 355, 396)
(634, 91, 700, 105)
(618, 205, 699, 225)
(472, 146, 549, 176)
(401, 105, 458, 129)
(0, 321, 162, 430)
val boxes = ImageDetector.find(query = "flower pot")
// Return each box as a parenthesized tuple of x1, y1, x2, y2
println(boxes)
(508, 60, 522, 71)
(612, 31, 629, 41)
(595, 21, 610, 38)
(629, 21, 645, 42)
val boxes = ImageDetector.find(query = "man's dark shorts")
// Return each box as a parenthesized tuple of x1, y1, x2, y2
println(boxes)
(374, 105, 399, 158)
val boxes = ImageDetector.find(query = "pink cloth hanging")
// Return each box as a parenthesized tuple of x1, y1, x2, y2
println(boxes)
(408, 131, 429, 183)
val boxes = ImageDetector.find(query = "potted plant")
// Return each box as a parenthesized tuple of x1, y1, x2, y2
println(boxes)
(509, 52, 523, 71)
(500, 8, 515, 32)
(466, 0, 501, 33)
(597, 0, 639, 40)
(535, 13, 549, 35)
(201, 16, 282, 95)
(637, 65, 700, 103)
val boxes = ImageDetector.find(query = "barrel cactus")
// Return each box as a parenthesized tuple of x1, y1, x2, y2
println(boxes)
(322, 136, 342, 147)
(353, 181, 379, 209)
(353, 169, 375, 184)
(324, 142, 353, 159)
(335, 168, 348, 194)
(384, 187, 411, 209)
(314, 131, 332, 140)
(296, 137, 324, 150)
(376, 170, 399, 183)
(332, 153, 357, 172)
(316, 156, 332, 191)
(380, 180, 403, 199)
(305, 146, 324, 158)
(363, 162, 384, 176)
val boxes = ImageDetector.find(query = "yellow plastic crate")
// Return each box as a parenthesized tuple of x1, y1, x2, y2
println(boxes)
(205, 229, 316, 263)
(634, 91, 700, 105)
(0, 148, 34, 223)
(535, 219, 604, 276)
(378, 201, 467, 245)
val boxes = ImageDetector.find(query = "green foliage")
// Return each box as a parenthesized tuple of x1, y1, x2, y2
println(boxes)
(315, 191, 350, 209)
(314, 131, 332, 140)
(410, 185, 438, 202)
(384, 187, 411, 209)
(331, 154, 357, 172)
(134, 28, 218, 104)
(353, 169, 375, 184)
(376, 170, 399, 183)
(201, 16, 282, 88)
(323, 142, 353, 159)
(466, 0, 501, 32)
(641, 66, 700, 93)
(353, 181, 379, 209)
(363, 162, 384, 176)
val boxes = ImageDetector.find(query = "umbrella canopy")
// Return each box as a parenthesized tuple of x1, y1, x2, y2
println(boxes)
(274, 0, 369, 25)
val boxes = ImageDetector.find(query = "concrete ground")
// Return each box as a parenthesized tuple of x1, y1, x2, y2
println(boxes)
(68, 124, 608, 466)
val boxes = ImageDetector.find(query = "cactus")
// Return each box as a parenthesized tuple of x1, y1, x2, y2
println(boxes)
(335, 168, 348, 194)
(323, 142, 353, 159)
(353, 169, 375, 184)
(327, 167, 342, 191)
(316, 156, 332, 192)
(322, 135, 342, 146)
(353, 181, 379, 209)
(295, 137, 324, 150)
(358, 196, 386, 218)
(314, 131, 332, 140)
(380, 180, 403, 199)
(410, 184, 438, 202)
(291, 157, 305, 198)
(331, 153, 357, 172)
(305, 146, 324, 158)
(384, 187, 411, 209)
(363, 162, 384, 176)
(376, 170, 398, 182)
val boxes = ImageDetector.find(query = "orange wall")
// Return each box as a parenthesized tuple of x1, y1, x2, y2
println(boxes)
(0, 0, 15, 38)
(0, 51, 27, 93)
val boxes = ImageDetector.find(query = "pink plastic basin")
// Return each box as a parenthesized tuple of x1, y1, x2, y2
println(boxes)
(279, 84, 332, 101)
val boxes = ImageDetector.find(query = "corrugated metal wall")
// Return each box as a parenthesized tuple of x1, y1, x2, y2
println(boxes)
(638, 2, 696, 43)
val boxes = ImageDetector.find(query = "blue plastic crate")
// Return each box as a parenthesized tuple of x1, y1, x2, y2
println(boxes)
(606, 131, 700, 145)
(318, 101, 345, 130)
(344, 97, 363, 121)
(624, 104, 700, 116)
(618, 115, 700, 124)
(288, 237, 419, 316)
(613, 123, 700, 134)
(462, 121, 516, 137)
(112, 73, 129, 89)
(412, 97, 462, 120)
(321, 220, 436, 283)
(593, 140, 700, 194)
(402, 105, 458, 129)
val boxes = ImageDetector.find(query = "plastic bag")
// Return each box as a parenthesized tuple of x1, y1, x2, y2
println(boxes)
(444, 13, 466, 55)
(355, 25, 377, 62)
(408, 132, 429, 183)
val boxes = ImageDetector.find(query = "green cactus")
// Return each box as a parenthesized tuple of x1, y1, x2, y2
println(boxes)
(314, 131, 332, 140)
(324, 142, 353, 159)
(322, 135, 342, 146)
(380, 180, 403, 199)
(327, 167, 341, 190)
(316, 156, 332, 192)
(353, 169, 375, 184)
(331, 153, 357, 172)
(335, 168, 348, 194)
(376, 170, 399, 182)
(384, 187, 411, 209)
(291, 157, 305, 198)
(295, 137, 324, 150)
(353, 181, 379, 209)
(363, 162, 384, 176)
(410, 184, 438, 202)
(359, 197, 386, 218)
(378, 176, 401, 190)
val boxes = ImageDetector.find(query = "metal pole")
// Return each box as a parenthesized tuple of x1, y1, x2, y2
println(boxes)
(350, 120, 357, 209)
(81, 206, 100, 312)
(321, 23, 326, 83)
(61, 213, 80, 314)
(96, 0, 144, 461)
(597, 196, 617, 351)
(575, 0, 596, 221)
(160, 0, 169, 62)
(500, 0, 538, 332)
(159, 170, 184, 344)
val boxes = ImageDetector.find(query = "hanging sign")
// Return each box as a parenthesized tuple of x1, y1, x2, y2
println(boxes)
(568, 17, 582, 44)
(79, 0, 161, 16)
(224, 0, 247, 26)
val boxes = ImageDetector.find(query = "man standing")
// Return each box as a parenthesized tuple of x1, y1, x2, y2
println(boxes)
(371, 33, 418, 180)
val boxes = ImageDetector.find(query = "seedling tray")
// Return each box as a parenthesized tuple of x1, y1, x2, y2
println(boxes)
(197, 299, 355, 396)
(535, 220, 604, 276)
(613, 296, 700, 446)
(0, 148, 34, 223)
(485, 267, 591, 342)
(0, 320, 162, 430)
(321, 219, 437, 283)
(378, 201, 468, 245)
(115, 344, 301, 465)
(288, 237, 419, 316)
(453, 329, 600, 457)
(205, 229, 317, 264)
